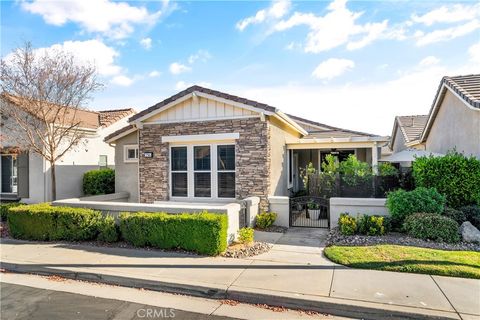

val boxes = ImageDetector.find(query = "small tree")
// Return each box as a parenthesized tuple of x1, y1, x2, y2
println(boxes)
(1, 42, 102, 200)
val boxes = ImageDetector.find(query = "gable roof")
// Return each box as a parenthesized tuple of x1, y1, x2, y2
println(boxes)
(99, 108, 136, 127)
(390, 115, 428, 148)
(421, 74, 480, 142)
(287, 114, 377, 137)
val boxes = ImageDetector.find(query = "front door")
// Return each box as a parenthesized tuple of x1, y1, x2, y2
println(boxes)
(1, 155, 17, 194)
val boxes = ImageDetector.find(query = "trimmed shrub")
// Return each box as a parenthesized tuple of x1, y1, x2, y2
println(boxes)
(119, 211, 227, 256)
(386, 187, 445, 227)
(413, 151, 480, 208)
(443, 207, 466, 225)
(404, 213, 460, 243)
(460, 205, 480, 229)
(357, 215, 385, 236)
(97, 215, 119, 243)
(256, 212, 277, 229)
(83, 168, 115, 195)
(1, 202, 24, 221)
(338, 214, 357, 236)
(8, 203, 102, 241)
(238, 227, 254, 244)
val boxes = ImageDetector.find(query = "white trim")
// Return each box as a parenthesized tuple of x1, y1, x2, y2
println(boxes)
(275, 111, 309, 136)
(162, 133, 240, 143)
(143, 115, 258, 125)
(105, 127, 137, 144)
(123, 144, 139, 163)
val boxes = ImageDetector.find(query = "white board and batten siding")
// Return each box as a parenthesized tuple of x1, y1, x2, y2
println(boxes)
(145, 96, 258, 124)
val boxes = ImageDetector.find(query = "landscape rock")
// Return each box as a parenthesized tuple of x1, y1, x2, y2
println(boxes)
(460, 221, 480, 243)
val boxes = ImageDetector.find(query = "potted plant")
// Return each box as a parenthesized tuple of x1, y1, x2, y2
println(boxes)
(307, 202, 321, 220)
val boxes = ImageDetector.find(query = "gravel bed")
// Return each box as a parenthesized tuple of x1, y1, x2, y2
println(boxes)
(326, 227, 480, 252)
(254, 225, 287, 233)
(222, 242, 272, 258)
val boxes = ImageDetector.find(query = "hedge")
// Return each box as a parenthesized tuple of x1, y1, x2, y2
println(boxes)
(413, 151, 480, 208)
(1, 202, 24, 221)
(7, 203, 114, 241)
(404, 213, 460, 243)
(386, 187, 446, 227)
(119, 211, 227, 255)
(83, 168, 115, 195)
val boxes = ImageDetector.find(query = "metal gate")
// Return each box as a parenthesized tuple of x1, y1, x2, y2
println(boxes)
(289, 196, 329, 228)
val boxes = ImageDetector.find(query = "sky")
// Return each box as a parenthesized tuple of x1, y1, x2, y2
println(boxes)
(1, 0, 479, 135)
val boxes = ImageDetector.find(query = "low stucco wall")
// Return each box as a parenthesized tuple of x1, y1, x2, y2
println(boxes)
(53, 198, 241, 245)
(243, 196, 260, 227)
(268, 196, 289, 227)
(78, 192, 130, 202)
(330, 197, 388, 228)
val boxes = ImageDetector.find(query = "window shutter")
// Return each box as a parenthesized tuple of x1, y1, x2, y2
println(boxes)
(17, 151, 29, 198)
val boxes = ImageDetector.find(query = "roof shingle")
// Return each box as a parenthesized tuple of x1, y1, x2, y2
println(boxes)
(396, 115, 428, 143)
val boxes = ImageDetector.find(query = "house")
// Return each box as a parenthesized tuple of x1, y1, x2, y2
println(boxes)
(105, 85, 389, 209)
(0, 94, 135, 203)
(389, 115, 428, 153)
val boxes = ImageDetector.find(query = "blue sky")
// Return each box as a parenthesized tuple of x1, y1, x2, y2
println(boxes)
(1, 0, 479, 135)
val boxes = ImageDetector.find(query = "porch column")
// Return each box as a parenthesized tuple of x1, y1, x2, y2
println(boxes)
(372, 142, 378, 174)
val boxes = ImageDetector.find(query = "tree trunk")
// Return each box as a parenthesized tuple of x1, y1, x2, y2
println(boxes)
(50, 160, 56, 201)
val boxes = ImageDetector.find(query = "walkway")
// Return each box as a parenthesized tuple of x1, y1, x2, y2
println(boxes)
(1, 229, 479, 320)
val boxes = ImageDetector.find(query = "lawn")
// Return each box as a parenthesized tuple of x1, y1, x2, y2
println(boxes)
(324, 245, 480, 279)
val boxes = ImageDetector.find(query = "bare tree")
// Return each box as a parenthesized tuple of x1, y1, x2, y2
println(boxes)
(1, 42, 103, 200)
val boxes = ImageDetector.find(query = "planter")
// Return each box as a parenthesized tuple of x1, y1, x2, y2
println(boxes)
(308, 209, 321, 220)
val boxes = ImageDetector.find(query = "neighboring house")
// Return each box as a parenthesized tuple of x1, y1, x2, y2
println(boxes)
(105, 85, 388, 209)
(0, 95, 135, 203)
(389, 115, 428, 153)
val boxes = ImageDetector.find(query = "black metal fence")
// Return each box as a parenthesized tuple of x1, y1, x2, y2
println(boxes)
(289, 196, 329, 228)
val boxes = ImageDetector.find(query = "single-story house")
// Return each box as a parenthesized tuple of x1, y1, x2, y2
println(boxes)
(105, 85, 389, 210)
(0, 94, 135, 203)
(389, 115, 428, 153)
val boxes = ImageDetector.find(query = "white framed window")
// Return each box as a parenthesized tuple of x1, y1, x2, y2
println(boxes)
(169, 143, 236, 199)
(124, 144, 139, 163)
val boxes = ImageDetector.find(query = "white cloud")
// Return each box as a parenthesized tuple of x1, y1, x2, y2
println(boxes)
(140, 37, 152, 49)
(169, 62, 191, 75)
(312, 58, 355, 80)
(111, 75, 134, 86)
(419, 56, 440, 67)
(148, 70, 161, 77)
(415, 20, 480, 46)
(236, 0, 291, 31)
(411, 4, 480, 26)
(21, 0, 174, 39)
(469, 42, 480, 64)
(175, 81, 211, 91)
(188, 50, 212, 64)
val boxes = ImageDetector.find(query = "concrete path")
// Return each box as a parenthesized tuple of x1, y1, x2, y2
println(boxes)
(1, 228, 479, 320)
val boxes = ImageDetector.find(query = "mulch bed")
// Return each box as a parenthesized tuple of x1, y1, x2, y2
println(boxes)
(221, 242, 272, 258)
(254, 225, 287, 233)
(326, 227, 480, 252)
(0, 221, 10, 238)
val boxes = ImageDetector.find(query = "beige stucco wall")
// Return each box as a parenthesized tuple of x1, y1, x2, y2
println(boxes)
(426, 90, 480, 158)
(114, 130, 139, 202)
(392, 129, 407, 153)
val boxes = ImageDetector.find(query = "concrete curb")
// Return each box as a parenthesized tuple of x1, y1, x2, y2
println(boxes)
(1, 261, 460, 320)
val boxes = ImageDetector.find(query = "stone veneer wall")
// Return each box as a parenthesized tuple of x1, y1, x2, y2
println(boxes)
(139, 118, 271, 210)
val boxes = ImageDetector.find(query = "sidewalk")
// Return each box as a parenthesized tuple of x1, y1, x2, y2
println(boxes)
(1, 228, 479, 320)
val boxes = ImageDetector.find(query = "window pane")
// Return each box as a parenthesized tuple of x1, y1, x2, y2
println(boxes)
(217, 145, 235, 171)
(127, 148, 137, 159)
(171, 147, 187, 171)
(172, 173, 187, 197)
(194, 146, 210, 171)
(194, 172, 211, 197)
(218, 172, 235, 198)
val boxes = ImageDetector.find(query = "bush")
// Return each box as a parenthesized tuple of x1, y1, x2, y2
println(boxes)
(8, 203, 103, 241)
(1, 202, 24, 221)
(386, 187, 446, 226)
(357, 215, 385, 236)
(443, 207, 466, 225)
(83, 168, 115, 195)
(256, 212, 277, 229)
(378, 162, 399, 177)
(238, 227, 254, 244)
(338, 213, 357, 235)
(413, 151, 480, 208)
(404, 213, 460, 243)
(97, 215, 119, 243)
(460, 205, 480, 229)
(119, 211, 227, 256)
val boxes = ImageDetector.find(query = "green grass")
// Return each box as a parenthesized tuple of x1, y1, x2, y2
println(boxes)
(324, 245, 480, 279)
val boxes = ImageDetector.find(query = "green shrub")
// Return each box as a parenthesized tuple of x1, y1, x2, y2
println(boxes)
(119, 211, 227, 255)
(238, 227, 254, 244)
(256, 212, 277, 229)
(378, 162, 399, 177)
(357, 215, 385, 236)
(83, 168, 115, 195)
(338, 213, 357, 235)
(8, 203, 103, 241)
(413, 151, 480, 208)
(460, 205, 480, 229)
(443, 207, 466, 225)
(386, 187, 445, 227)
(404, 213, 460, 243)
(97, 215, 119, 243)
(1, 202, 24, 221)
